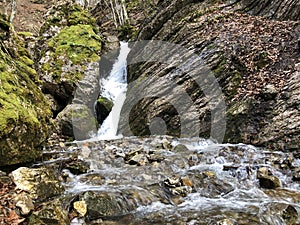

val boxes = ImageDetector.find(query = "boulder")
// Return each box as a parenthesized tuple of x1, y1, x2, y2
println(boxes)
(10, 167, 64, 200)
(28, 199, 69, 225)
(55, 104, 98, 140)
(36, 0, 102, 116)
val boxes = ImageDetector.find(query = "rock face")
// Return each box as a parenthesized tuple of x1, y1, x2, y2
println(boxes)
(0, 14, 51, 166)
(119, 0, 300, 150)
(238, 0, 300, 21)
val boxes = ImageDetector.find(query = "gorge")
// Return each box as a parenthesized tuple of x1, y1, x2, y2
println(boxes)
(0, 0, 299, 224)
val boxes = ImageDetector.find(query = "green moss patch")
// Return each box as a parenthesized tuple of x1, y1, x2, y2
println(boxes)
(0, 16, 51, 166)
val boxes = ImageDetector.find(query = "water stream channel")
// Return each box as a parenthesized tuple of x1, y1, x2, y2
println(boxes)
(43, 42, 300, 225)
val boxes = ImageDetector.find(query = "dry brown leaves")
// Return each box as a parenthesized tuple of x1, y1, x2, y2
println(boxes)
(192, 9, 299, 101)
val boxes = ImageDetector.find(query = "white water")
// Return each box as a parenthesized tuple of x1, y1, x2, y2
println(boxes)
(96, 42, 130, 140)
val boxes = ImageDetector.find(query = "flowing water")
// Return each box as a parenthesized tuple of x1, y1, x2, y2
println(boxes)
(46, 42, 300, 224)
(96, 41, 130, 140)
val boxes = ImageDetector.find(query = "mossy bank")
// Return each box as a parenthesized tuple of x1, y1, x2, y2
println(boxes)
(0, 14, 51, 166)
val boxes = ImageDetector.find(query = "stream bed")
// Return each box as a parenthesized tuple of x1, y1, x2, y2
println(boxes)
(40, 136, 300, 225)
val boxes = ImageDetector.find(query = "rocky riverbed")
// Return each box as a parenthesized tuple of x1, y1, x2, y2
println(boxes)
(1, 136, 300, 224)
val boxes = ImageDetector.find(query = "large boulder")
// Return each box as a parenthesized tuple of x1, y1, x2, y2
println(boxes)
(36, 0, 102, 116)
(0, 14, 51, 166)
(10, 167, 64, 200)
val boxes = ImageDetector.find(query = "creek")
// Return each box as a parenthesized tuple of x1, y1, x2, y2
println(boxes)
(45, 42, 300, 225)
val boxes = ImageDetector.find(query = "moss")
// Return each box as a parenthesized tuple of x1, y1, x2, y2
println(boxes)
(44, 24, 101, 81)
(118, 23, 134, 40)
(0, 17, 52, 165)
(97, 97, 113, 112)
(17, 31, 33, 38)
(40, 2, 97, 34)
(20, 55, 34, 66)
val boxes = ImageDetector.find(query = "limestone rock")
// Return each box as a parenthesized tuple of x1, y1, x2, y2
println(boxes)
(55, 104, 98, 140)
(10, 167, 64, 200)
(257, 167, 282, 189)
(15, 193, 35, 216)
(28, 198, 69, 225)
(73, 201, 87, 217)
(36, 0, 102, 117)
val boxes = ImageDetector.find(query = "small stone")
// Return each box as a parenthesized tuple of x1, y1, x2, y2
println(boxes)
(171, 186, 192, 197)
(173, 144, 189, 153)
(261, 84, 278, 100)
(216, 218, 234, 225)
(162, 139, 172, 150)
(15, 193, 35, 216)
(203, 171, 216, 178)
(292, 169, 300, 181)
(181, 177, 193, 187)
(257, 167, 281, 189)
(164, 177, 181, 188)
(128, 154, 148, 166)
(59, 142, 65, 148)
(74, 201, 87, 217)
(282, 205, 298, 225)
(223, 164, 239, 171)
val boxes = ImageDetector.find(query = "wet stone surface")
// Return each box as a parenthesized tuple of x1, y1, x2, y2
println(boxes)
(11, 136, 300, 224)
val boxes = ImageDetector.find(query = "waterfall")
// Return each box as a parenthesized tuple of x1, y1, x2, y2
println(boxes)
(96, 42, 130, 140)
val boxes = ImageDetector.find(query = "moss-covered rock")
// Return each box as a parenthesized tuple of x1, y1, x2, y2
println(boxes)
(96, 96, 113, 125)
(0, 14, 51, 166)
(36, 0, 102, 115)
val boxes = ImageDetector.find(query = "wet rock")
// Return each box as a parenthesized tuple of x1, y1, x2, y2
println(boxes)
(173, 144, 189, 153)
(28, 198, 69, 225)
(261, 203, 298, 225)
(216, 218, 234, 225)
(282, 205, 298, 225)
(10, 167, 64, 200)
(147, 150, 165, 163)
(257, 167, 282, 189)
(292, 169, 300, 182)
(163, 176, 193, 197)
(80, 190, 155, 220)
(128, 153, 148, 166)
(64, 160, 89, 175)
(191, 171, 234, 197)
(15, 193, 35, 216)
(96, 96, 114, 125)
(55, 104, 98, 140)
(162, 139, 172, 150)
(73, 201, 87, 217)
(223, 164, 239, 171)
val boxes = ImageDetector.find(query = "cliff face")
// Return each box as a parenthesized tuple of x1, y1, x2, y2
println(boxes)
(119, 0, 300, 150)
(0, 14, 51, 166)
